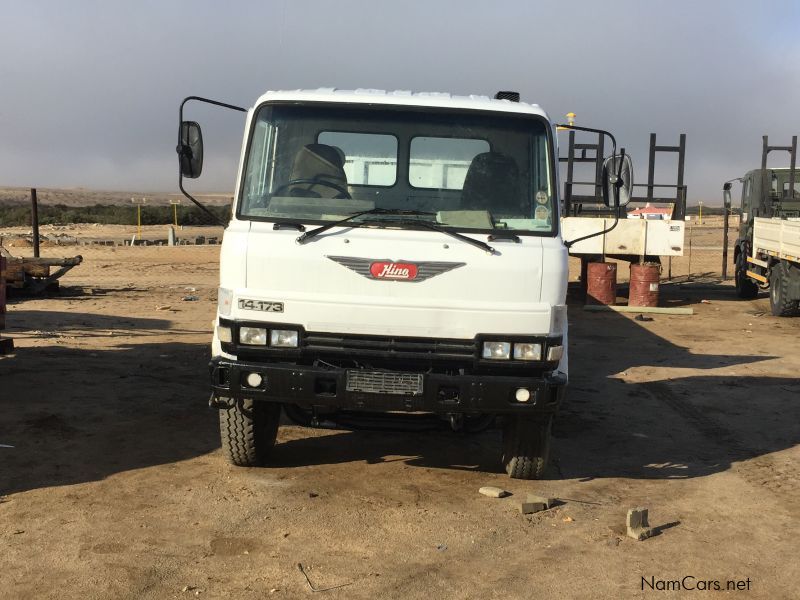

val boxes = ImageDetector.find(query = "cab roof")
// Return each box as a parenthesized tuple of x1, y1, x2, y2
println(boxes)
(252, 88, 550, 120)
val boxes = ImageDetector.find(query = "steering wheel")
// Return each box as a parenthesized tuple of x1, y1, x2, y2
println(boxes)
(273, 178, 351, 199)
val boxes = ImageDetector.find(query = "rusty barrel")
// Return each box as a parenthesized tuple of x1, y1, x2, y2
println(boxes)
(629, 262, 661, 307)
(0, 256, 6, 330)
(586, 262, 617, 305)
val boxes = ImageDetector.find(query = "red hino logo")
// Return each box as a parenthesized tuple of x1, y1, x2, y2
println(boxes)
(327, 256, 466, 282)
(370, 262, 419, 280)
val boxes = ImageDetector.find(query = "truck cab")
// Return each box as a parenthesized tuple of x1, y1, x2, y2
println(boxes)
(180, 89, 591, 479)
(727, 136, 800, 315)
(737, 168, 800, 229)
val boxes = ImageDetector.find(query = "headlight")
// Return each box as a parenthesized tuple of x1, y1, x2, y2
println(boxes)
(482, 341, 511, 360)
(513, 342, 542, 361)
(218, 287, 233, 317)
(215, 325, 233, 343)
(239, 326, 267, 345)
(547, 345, 564, 361)
(270, 329, 299, 348)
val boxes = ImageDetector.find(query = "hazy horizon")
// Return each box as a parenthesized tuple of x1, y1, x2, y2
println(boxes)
(2, 0, 799, 206)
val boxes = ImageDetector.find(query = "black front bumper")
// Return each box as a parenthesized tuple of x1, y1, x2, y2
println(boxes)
(209, 357, 566, 415)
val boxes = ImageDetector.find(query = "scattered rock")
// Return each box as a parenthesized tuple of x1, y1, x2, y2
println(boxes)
(479, 486, 509, 498)
(308, 491, 319, 498)
(155, 305, 172, 311)
(700, 299, 711, 304)
(626, 507, 654, 541)
(182, 295, 199, 302)
(519, 494, 555, 514)
(634, 314, 654, 322)
(562, 516, 574, 523)
(436, 544, 447, 551)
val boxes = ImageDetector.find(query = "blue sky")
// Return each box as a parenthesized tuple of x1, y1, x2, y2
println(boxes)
(1, 0, 799, 203)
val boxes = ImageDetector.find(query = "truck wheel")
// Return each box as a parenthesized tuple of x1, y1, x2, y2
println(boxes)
(502, 415, 552, 479)
(219, 399, 281, 466)
(735, 253, 759, 299)
(769, 264, 799, 317)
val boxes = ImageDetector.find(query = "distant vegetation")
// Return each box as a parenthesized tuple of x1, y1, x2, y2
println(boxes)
(0, 203, 231, 226)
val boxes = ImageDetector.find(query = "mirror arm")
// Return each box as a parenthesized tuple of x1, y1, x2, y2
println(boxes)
(178, 96, 247, 227)
(556, 124, 617, 157)
(564, 208, 620, 249)
(560, 123, 623, 249)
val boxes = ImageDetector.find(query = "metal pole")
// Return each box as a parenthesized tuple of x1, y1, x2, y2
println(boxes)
(174, 203, 178, 227)
(30, 188, 40, 258)
(722, 205, 730, 280)
(647, 133, 656, 202)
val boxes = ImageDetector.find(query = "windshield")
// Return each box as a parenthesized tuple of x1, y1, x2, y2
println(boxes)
(238, 103, 556, 234)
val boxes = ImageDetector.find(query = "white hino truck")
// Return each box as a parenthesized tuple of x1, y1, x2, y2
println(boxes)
(176, 89, 630, 479)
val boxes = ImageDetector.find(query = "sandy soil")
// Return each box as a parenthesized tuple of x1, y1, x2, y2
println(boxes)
(1, 228, 798, 599)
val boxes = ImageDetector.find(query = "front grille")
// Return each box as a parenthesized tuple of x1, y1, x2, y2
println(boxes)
(346, 370, 424, 396)
(304, 332, 476, 360)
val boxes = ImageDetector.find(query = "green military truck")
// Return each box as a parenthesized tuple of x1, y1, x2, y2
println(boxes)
(725, 136, 800, 316)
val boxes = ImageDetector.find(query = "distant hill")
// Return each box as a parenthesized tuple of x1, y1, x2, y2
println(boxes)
(0, 187, 233, 207)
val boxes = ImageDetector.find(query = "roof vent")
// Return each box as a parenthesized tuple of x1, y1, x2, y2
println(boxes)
(494, 91, 520, 102)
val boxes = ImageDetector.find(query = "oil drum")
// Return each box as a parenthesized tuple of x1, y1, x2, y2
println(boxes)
(586, 262, 617, 305)
(629, 262, 661, 307)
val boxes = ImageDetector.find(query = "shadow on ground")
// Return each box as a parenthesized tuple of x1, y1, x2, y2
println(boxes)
(0, 310, 218, 496)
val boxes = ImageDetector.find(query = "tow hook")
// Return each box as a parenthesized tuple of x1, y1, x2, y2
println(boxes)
(448, 413, 464, 432)
(209, 393, 235, 409)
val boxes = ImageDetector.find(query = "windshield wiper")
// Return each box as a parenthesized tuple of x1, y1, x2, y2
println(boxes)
(392, 219, 496, 254)
(295, 208, 435, 244)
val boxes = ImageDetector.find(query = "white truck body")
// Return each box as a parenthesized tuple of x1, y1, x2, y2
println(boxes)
(214, 89, 568, 372)
(562, 217, 685, 256)
(185, 88, 602, 478)
(752, 217, 800, 263)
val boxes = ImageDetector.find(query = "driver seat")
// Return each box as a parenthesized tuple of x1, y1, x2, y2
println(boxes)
(461, 152, 521, 214)
(287, 143, 349, 198)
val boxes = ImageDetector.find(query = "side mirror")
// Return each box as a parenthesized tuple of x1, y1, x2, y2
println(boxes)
(723, 187, 732, 208)
(602, 153, 634, 208)
(177, 121, 203, 178)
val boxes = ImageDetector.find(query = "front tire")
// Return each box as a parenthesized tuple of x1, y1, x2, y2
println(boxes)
(769, 263, 799, 317)
(735, 252, 759, 299)
(502, 415, 552, 479)
(219, 399, 281, 466)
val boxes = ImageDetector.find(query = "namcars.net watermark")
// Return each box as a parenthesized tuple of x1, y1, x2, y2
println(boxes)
(642, 576, 752, 592)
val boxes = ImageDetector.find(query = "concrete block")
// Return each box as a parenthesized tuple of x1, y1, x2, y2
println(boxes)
(626, 507, 653, 541)
(478, 486, 509, 498)
(519, 494, 555, 514)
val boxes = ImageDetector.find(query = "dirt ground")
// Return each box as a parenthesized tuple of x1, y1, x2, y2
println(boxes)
(1, 224, 798, 599)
